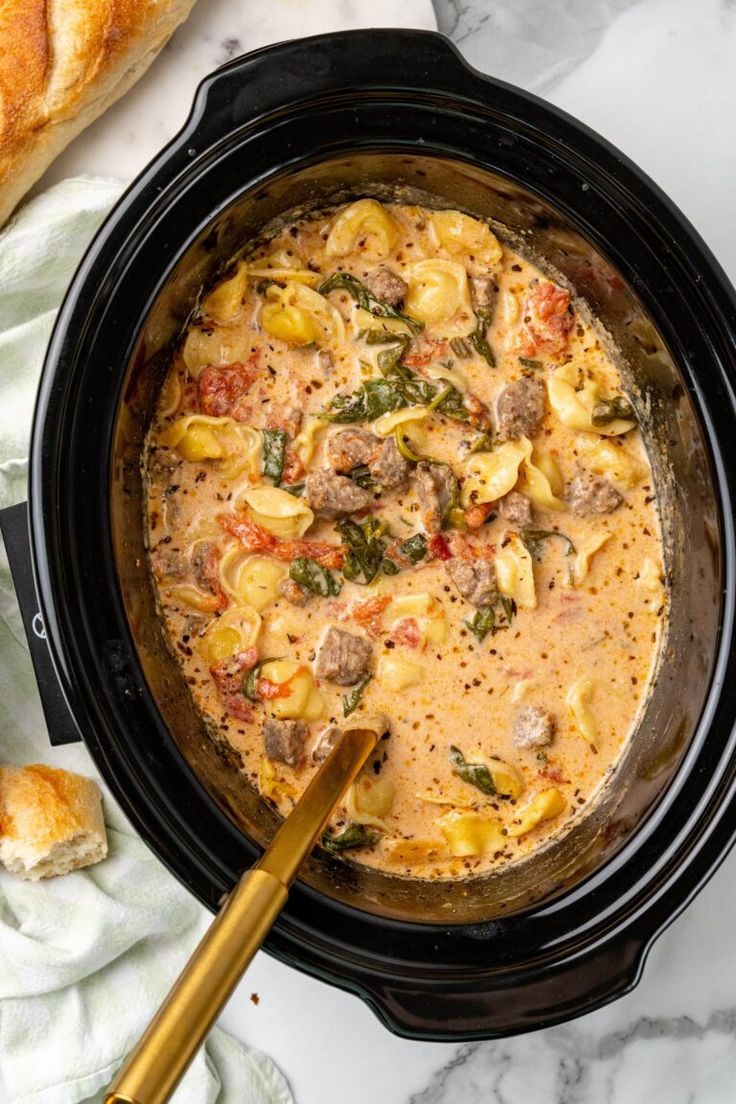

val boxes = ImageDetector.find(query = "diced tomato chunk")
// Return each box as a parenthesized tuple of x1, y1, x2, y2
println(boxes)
(391, 617, 421, 648)
(351, 594, 391, 637)
(255, 677, 292, 700)
(198, 352, 262, 416)
(538, 763, 570, 785)
(403, 339, 449, 369)
(520, 283, 573, 357)
(218, 513, 276, 553)
(210, 647, 258, 721)
(464, 502, 495, 530)
(217, 511, 344, 570)
(428, 533, 453, 561)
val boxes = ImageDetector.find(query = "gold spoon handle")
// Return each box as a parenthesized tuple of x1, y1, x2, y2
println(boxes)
(105, 725, 377, 1104)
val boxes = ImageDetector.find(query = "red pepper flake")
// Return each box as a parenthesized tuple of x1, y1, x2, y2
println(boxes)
(250, 992, 260, 1006)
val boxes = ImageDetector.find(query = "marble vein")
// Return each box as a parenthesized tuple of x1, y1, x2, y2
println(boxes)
(434, 0, 645, 94)
(408, 1005, 736, 1104)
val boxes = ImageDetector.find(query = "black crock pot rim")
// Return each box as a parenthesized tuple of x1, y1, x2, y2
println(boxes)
(28, 30, 736, 1039)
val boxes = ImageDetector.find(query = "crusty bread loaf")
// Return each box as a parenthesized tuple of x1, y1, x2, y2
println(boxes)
(0, 763, 107, 880)
(0, 0, 197, 227)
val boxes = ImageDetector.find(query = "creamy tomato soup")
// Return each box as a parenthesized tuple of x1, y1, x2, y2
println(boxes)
(145, 199, 666, 879)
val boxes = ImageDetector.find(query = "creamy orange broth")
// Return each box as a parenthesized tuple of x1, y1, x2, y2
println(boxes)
(145, 200, 667, 880)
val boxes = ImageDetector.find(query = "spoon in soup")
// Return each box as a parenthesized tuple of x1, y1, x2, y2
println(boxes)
(104, 721, 380, 1104)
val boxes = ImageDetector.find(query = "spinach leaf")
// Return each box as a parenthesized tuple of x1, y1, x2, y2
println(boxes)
(343, 675, 371, 718)
(381, 558, 400, 576)
(323, 378, 404, 423)
(520, 528, 576, 559)
(467, 432, 494, 455)
(394, 427, 423, 463)
(448, 745, 497, 795)
(518, 356, 543, 371)
(243, 657, 279, 702)
(376, 334, 412, 377)
(289, 557, 341, 597)
(470, 311, 496, 368)
(591, 396, 636, 426)
(399, 533, 428, 564)
(337, 517, 388, 584)
(434, 385, 470, 422)
(348, 465, 378, 490)
(323, 332, 471, 427)
(500, 596, 516, 625)
(261, 428, 286, 485)
(431, 461, 461, 530)
(318, 272, 424, 332)
(364, 329, 410, 346)
(322, 822, 382, 853)
(464, 605, 496, 642)
(283, 482, 305, 497)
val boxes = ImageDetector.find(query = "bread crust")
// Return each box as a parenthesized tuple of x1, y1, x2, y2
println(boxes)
(0, 763, 107, 879)
(0, 0, 197, 226)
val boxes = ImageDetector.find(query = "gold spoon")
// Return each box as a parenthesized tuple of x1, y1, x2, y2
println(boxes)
(104, 723, 378, 1104)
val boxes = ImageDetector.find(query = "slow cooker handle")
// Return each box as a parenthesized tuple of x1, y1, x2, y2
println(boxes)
(353, 935, 647, 1038)
(179, 30, 480, 154)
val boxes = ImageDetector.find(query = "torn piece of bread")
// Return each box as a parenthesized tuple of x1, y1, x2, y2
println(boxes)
(0, 0, 198, 227)
(0, 763, 107, 880)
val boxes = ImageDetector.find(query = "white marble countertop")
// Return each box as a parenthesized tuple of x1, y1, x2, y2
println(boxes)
(9, 1, 736, 1102)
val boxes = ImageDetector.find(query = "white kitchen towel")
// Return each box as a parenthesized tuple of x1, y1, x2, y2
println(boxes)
(0, 179, 294, 1103)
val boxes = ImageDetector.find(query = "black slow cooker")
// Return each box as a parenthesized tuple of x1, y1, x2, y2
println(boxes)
(22, 30, 736, 1039)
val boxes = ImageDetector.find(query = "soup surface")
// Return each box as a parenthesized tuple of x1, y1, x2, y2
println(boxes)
(145, 199, 666, 879)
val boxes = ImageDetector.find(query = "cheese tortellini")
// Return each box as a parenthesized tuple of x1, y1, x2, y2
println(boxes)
(567, 677, 599, 746)
(239, 486, 314, 540)
(258, 659, 325, 721)
(259, 757, 297, 802)
(483, 757, 524, 799)
(162, 416, 261, 478)
(346, 772, 396, 829)
(508, 788, 565, 838)
(325, 199, 398, 259)
(377, 654, 425, 691)
(292, 417, 326, 467)
(219, 547, 285, 611)
(202, 264, 249, 324)
(203, 606, 262, 663)
(547, 364, 636, 436)
(372, 406, 429, 437)
(580, 438, 648, 490)
(495, 534, 537, 609)
(568, 532, 611, 588)
(247, 249, 319, 287)
(437, 810, 505, 857)
(404, 259, 476, 337)
(182, 326, 254, 379)
(261, 283, 345, 347)
(461, 438, 530, 506)
(431, 209, 503, 267)
(519, 448, 566, 512)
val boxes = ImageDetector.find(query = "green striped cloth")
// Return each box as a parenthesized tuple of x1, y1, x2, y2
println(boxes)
(0, 179, 292, 1104)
